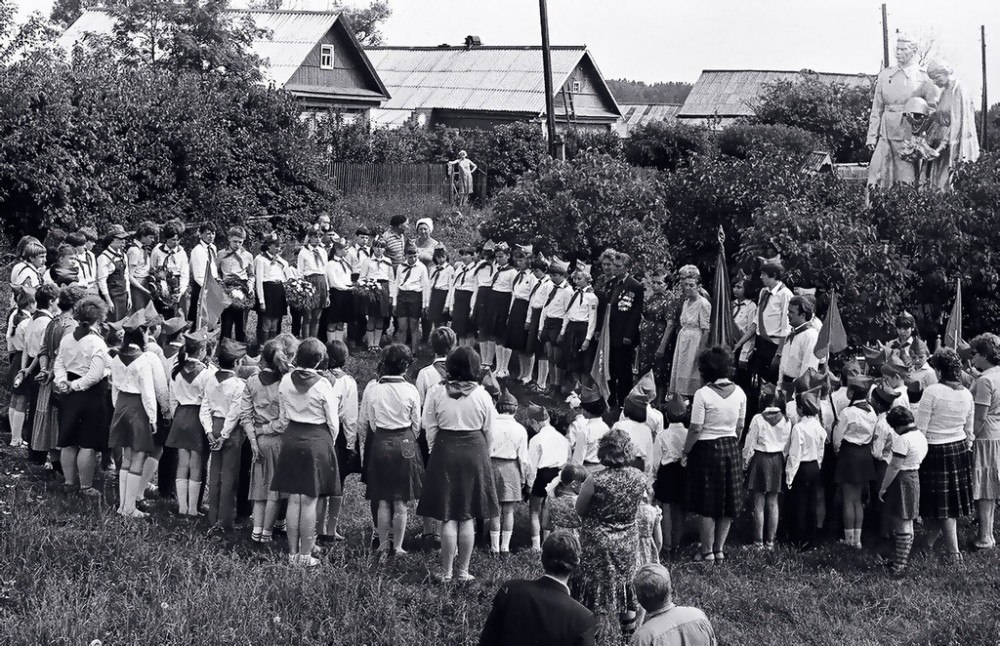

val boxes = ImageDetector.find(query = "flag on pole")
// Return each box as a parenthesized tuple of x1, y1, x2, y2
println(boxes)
(590, 308, 611, 401)
(944, 279, 962, 349)
(707, 226, 740, 348)
(814, 291, 848, 361)
(198, 265, 231, 330)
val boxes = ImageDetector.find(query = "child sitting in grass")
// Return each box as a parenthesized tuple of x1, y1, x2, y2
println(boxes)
(545, 464, 587, 538)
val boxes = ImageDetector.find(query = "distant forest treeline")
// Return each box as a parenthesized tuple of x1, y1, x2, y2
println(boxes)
(606, 79, 692, 104)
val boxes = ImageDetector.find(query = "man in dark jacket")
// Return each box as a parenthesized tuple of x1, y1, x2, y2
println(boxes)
(479, 531, 596, 646)
(604, 251, 644, 408)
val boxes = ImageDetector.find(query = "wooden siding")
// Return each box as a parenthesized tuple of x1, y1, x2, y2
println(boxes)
(326, 162, 449, 197)
(288, 22, 382, 94)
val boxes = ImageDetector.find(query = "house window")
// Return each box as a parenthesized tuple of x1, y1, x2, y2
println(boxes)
(571, 80, 581, 93)
(320, 45, 334, 70)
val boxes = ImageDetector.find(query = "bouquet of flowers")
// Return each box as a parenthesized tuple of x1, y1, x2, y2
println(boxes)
(148, 266, 180, 309)
(222, 275, 255, 310)
(284, 276, 317, 313)
(352, 278, 383, 308)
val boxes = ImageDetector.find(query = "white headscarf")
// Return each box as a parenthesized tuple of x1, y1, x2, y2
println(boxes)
(415, 218, 434, 236)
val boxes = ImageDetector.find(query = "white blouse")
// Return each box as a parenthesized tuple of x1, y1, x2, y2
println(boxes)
(358, 377, 420, 452)
(422, 383, 496, 453)
(646, 423, 687, 476)
(327, 370, 359, 450)
(169, 361, 214, 412)
(690, 381, 747, 440)
(510, 270, 538, 302)
(612, 418, 653, 460)
(326, 256, 354, 291)
(742, 412, 792, 464)
(915, 383, 974, 445)
(297, 246, 328, 277)
(833, 403, 878, 450)
(785, 416, 826, 486)
(490, 413, 529, 476)
(570, 417, 611, 465)
(473, 261, 495, 288)
(527, 425, 570, 487)
(278, 371, 340, 440)
(528, 276, 553, 309)
(110, 351, 168, 426)
(490, 266, 518, 293)
(361, 256, 394, 282)
(53, 329, 109, 393)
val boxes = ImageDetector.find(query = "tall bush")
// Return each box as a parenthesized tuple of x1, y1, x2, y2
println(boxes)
(717, 122, 822, 161)
(623, 120, 710, 172)
(485, 152, 670, 270)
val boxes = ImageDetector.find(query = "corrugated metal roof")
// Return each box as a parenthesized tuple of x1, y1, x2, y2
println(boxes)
(59, 9, 388, 97)
(365, 46, 620, 118)
(612, 103, 681, 136)
(677, 69, 874, 118)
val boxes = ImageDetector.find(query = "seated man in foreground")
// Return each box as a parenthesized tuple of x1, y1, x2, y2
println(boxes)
(631, 563, 717, 646)
(479, 531, 596, 646)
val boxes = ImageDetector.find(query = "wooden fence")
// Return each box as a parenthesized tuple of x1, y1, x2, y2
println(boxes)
(326, 162, 449, 198)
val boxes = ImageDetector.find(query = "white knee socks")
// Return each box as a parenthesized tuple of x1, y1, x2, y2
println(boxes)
(500, 530, 512, 553)
(536, 359, 550, 388)
(187, 481, 202, 516)
(176, 478, 189, 514)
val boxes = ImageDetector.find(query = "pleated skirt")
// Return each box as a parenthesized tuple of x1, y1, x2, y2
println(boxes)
(504, 299, 531, 351)
(109, 392, 156, 453)
(165, 404, 207, 452)
(919, 440, 973, 518)
(417, 429, 499, 521)
(972, 438, 1000, 500)
(249, 434, 285, 501)
(685, 436, 742, 518)
(271, 421, 341, 497)
(885, 469, 920, 520)
(747, 451, 784, 494)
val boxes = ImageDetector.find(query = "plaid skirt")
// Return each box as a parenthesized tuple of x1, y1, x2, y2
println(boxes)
(885, 469, 920, 520)
(919, 440, 973, 519)
(685, 436, 742, 518)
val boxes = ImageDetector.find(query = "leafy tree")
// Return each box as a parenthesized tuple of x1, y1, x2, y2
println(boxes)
(739, 196, 909, 344)
(485, 152, 670, 270)
(717, 122, 822, 161)
(1, 0, 57, 64)
(49, 0, 117, 28)
(563, 128, 623, 161)
(623, 120, 710, 172)
(246, 0, 391, 45)
(752, 76, 874, 164)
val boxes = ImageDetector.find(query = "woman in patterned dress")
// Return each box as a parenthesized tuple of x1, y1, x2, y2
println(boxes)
(668, 265, 711, 399)
(637, 268, 676, 402)
(572, 428, 647, 643)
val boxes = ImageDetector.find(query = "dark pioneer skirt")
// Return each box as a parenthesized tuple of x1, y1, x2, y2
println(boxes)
(56, 378, 110, 450)
(653, 461, 686, 506)
(416, 429, 499, 521)
(886, 469, 921, 520)
(559, 320, 593, 373)
(919, 440, 973, 519)
(530, 466, 561, 498)
(166, 404, 208, 453)
(428, 288, 449, 325)
(524, 307, 543, 357)
(685, 436, 742, 518)
(747, 450, 784, 494)
(484, 290, 513, 339)
(109, 392, 156, 453)
(504, 298, 531, 351)
(328, 288, 354, 324)
(473, 286, 492, 333)
(835, 441, 876, 485)
(261, 281, 287, 319)
(271, 421, 341, 497)
(365, 427, 424, 502)
(304, 274, 330, 310)
(451, 290, 475, 337)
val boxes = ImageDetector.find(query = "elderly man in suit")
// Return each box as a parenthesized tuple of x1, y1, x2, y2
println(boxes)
(600, 250, 644, 409)
(479, 531, 596, 646)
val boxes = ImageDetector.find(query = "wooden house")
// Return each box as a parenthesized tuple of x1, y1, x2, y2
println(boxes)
(677, 69, 873, 128)
(365, 41, 622, 132)
(59, 9, 390, 119)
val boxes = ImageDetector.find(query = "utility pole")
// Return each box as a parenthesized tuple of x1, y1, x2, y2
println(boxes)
(881, 4, 890, 69)
(538, 0, 562, 158)
(983, 25, 989, 152)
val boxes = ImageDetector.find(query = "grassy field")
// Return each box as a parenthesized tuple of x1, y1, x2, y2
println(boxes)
(1, 296, 999, 644)
(2, 342, 1000, 645)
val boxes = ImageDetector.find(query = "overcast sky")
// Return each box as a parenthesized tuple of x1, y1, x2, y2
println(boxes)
(15, 0, 999, 102)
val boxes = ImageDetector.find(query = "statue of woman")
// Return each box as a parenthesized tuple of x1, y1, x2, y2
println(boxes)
(925, 59, 981, 190)
(866, 35, 940, 191)
(447, 150, 478, 208)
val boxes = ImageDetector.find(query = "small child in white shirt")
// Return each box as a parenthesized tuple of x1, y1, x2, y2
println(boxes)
(647, 396, 689, 553)
(878, 406, 928, 574)
(743, 387, 791, 549)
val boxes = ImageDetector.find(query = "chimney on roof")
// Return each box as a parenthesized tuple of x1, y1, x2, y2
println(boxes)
(464, 35, 482, 48)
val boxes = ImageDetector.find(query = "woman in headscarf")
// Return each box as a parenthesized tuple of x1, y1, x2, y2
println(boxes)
(925, 59, 981, 190)
(413, 218, 443, 267)
(417, 346, 499, 582)
(668, 265, 711, 398)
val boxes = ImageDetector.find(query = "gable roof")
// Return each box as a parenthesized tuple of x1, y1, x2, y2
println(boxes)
(677, 69, 874, 119)
(364, 46, 621, 119)
(58, 9, 388, 98)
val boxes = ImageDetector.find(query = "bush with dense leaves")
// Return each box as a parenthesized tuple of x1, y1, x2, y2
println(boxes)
(485, 152, 670, 270)
(740, 196, 909, 343)
(751, 76, 874, 164)
(623, 120, 710, 172)
(717, 122, 822, 161)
